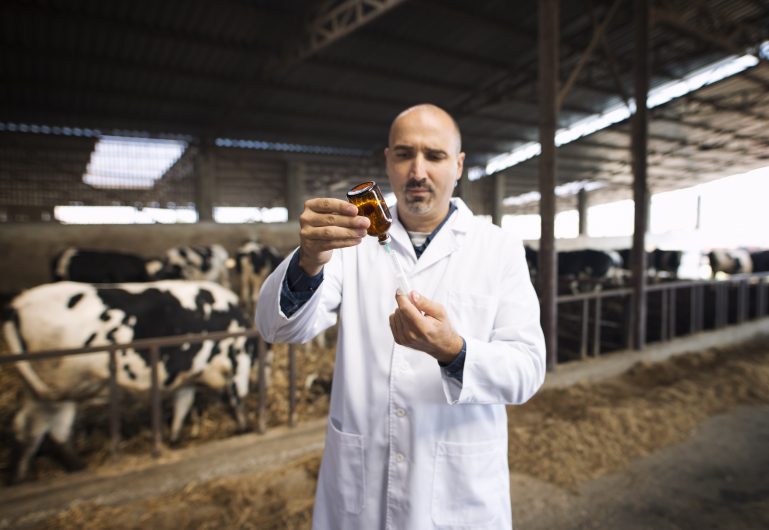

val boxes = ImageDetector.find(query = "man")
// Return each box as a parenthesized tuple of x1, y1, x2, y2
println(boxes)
(256, 104, 546, 529)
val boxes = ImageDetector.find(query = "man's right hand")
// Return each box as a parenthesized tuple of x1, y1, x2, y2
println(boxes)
(298, 198, 370, 276)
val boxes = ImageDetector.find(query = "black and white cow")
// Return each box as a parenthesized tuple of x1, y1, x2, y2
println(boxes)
(650, 249, 683, 277)
(52, 248, 159, 283)
(154, 244, 231, 288)
(3, 280, 256, 483)
(750, 250, 769, 273)
(617, 248, 683, 278)
(708, 249, 753, 276)
(234, 240, 283, 321)
(558, 249, 623, 283)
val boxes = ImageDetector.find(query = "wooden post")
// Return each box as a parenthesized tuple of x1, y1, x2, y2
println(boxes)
(631, 0, 650, 350)
(286, 160, 306, 222)
(150, 345, 162, 458)
(492, 172, 506, 227)
(539, 0, 559, 369)
(194, 138, 216, 222)
(577, 188, 588, 236)
(257, 338, 268, 434)
(108, 349, 120, 458)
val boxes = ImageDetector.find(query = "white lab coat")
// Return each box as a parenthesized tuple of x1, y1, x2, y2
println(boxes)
(256, 198, 546, 530)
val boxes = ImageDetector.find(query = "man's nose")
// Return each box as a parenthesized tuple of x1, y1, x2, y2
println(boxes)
(408, 154, 426, 177)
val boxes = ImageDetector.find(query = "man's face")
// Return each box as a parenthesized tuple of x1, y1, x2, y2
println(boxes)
(385, 107, 465, 231)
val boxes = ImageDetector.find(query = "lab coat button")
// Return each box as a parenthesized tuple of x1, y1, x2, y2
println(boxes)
(395, 453, 405, 463)
(395, 408, 406, 417)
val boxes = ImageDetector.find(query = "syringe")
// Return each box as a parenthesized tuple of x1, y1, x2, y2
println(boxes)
(381, 238, 412, 295)
(346, 180, 412, 295)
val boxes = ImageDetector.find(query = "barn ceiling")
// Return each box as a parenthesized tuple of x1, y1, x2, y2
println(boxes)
(0, 0, 768, 215)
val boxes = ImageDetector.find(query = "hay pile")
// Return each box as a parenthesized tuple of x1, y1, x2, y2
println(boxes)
(507, 339, 769, 487)
(48, 455, 321, 530)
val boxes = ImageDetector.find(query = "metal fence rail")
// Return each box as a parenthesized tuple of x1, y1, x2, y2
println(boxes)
(2, 272, 769, 461)
(556, 272, 769, 364)
(0, 328, 298, 459)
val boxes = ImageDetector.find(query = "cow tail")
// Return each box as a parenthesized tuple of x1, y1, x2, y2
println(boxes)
(2, 313, 54, 400)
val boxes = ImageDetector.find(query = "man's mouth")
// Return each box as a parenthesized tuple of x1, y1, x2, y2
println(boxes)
(405, 188, 431, 202)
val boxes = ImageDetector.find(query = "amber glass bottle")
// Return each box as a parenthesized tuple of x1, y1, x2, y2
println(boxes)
(346, 181, 392, 244)
(347, 181, 412, 293)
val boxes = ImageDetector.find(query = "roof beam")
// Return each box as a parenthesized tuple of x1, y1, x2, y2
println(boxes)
(651, 7, 769, 68)
(274, 0, 411, 70)
(652, 115, 769, 147)
(586, 0, 632, 109)
(558, 0, 624, 108)
(448, 1, 628, 117)
(687, 93, 769, 123)
(209, 1, 415, 136)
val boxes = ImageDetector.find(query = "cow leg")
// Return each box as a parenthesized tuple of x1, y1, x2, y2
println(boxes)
(9, 401, 47, 484)
(47, 401, 84, 472)
(225, 382, 248, 434)
(170, 386, 196, 444)
(188, 403, 201, 439)
(10, 400, 78, 483)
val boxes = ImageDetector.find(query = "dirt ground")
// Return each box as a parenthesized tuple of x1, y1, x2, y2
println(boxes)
(2, 336, 769, 529)
(509, 403, 769, 530)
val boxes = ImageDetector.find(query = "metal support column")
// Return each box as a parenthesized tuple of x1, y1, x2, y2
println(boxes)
(286, 160, 307, 222)
(194, 138, 216, 222)
(577, 188, 588, 236)
(631, 0, 650, 350)
(492, 171, 506, 227)
(457, 167, 473, 209)
(539, 0, 559, 369)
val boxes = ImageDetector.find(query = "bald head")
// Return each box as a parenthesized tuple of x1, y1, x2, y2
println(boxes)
(388, 104, 462, 155)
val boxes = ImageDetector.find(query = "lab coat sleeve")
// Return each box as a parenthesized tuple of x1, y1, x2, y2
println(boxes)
(255, 247, 343, 344)
(440, 239, 546, 405)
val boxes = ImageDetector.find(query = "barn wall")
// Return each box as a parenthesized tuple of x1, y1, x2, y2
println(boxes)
(0, 222, 300, 294)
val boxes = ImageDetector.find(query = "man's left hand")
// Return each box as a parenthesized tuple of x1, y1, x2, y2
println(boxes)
(389, 291, 463, 364)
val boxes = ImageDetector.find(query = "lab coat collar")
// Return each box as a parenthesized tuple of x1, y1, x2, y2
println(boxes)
(391, 198, 473, 275)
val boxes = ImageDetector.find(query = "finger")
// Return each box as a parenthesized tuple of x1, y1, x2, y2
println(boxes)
(302, 225, 367, 242)
(306, 211, 370, 230)
(395, 291, 424, 323)
(306, 238, 365, 252)
(389, 312, 404, 344)
(395, 289, 412, 306)
(306, 198, 359, 217)
(409, 291, 446, 319)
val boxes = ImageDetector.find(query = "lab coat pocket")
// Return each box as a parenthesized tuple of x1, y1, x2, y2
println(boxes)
(431, 438, 507, 528)
(447, 290, 496, 341)
(324, 420, 366, 514)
